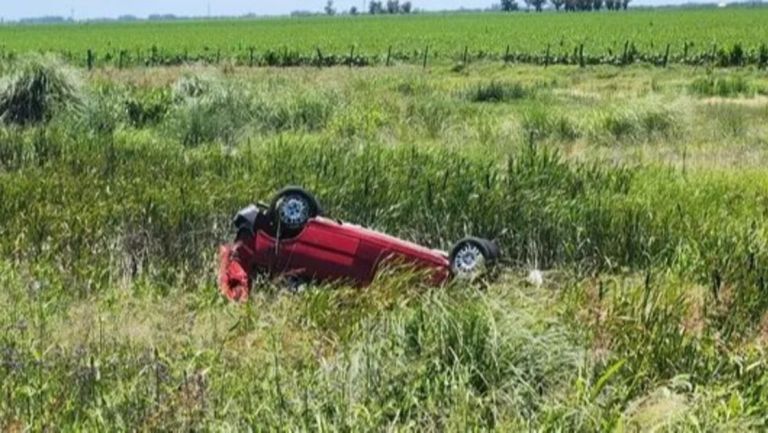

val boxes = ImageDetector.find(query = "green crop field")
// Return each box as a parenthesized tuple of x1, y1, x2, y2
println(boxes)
(2, 9, 768, 432)
(2, 9, 768, 67)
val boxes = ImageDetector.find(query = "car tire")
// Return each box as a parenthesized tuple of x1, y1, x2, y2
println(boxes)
(269, 187, 321, 234)
(449, 237, 498, 280)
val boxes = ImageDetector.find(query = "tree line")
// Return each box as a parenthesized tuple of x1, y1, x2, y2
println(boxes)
(499, 0, 631, 12)
(320, 0, 630, 15)
(322, 1, 414, 16)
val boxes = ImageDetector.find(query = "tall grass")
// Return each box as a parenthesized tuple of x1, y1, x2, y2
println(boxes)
(3, 61, 768, 431)
(689, 75, 753, 98)
(0, 55, 82, 125)
(2, 264, 766, 430)
(589, 106, 678, 143)
(464, 81, 530, 103)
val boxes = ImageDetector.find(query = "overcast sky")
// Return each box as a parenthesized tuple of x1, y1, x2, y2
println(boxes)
(3, 0, 675, 20)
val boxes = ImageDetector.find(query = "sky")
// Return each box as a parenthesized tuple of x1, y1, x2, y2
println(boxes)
(2, 0, 673, 20)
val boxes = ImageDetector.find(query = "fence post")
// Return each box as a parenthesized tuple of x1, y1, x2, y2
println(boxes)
(316, 47, 323, 68)
(386, 46, 392, 66)
(621, 40, 629, 65)
(662, 43, 670, 67)
(578, 43, 585, 68)
(504, 45, 510, 64)
(462, 46, 468, 64)
(249, 47, 255, 67)
(349, 46, 355, 68)
(545, 43, 550, 68)
(86, 49, 94, 70)
(422, 45, 429, 69)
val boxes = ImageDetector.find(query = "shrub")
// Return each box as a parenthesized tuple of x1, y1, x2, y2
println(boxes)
(0, 55, 82, 125)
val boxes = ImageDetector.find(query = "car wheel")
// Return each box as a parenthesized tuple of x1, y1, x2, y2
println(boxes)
(450, 237, 498, 280)
(270, 187, 321, 232)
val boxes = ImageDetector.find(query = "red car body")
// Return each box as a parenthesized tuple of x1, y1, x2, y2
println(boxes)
(219, 210, 451, 301)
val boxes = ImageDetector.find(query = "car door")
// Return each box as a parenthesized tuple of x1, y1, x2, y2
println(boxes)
(276, 219, 365, 283)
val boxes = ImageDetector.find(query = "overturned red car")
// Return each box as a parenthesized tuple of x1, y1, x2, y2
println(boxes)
(218, 187, 500, 301)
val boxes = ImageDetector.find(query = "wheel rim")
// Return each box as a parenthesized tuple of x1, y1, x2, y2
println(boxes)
(278, 195, 310, 228)
(452, 243, 486, 277)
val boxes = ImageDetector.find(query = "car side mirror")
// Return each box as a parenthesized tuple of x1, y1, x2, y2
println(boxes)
(233, 205, 261, 232)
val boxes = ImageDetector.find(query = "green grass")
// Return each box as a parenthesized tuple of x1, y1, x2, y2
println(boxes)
(1, 9, 768, 67)
(689, 74, 756, 97)
(2, 58, 768, 430)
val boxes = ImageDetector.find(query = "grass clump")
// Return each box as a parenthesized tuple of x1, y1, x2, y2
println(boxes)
(465, 81, 529, 103)
(591, 105, 678, 143)
(78, 84, 127, 135)
(598, 109, 637, 141)
(394, 77, 432, 96)
(405, 98, 456, 138)
(689, 75, 753, 98)
(521, 106, 580, 142)
(124, 87, 172, 127)
(638, 108, 678, 139)
(167, 75, 252, 146)
(171, 74, 216, 100)
(328, 104, 389, 139)
(252, 89, 337, 132)
(0, 55, 82, 125)
(701, 103, 749, 138)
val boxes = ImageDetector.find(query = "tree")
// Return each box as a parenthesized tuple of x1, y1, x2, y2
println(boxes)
(386, 0, 400, 13)
(500, 0, 519, 10)
(324, 0, 336, 15)
(369, 0, 384, 13)
(350, 5, 359, 14)
(551, 0, 564, 10)
(530, 0, 547, 11)
(592, 0, 603, 10)
(622, 0, 630, 9)
(401, 1, 413, 13)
